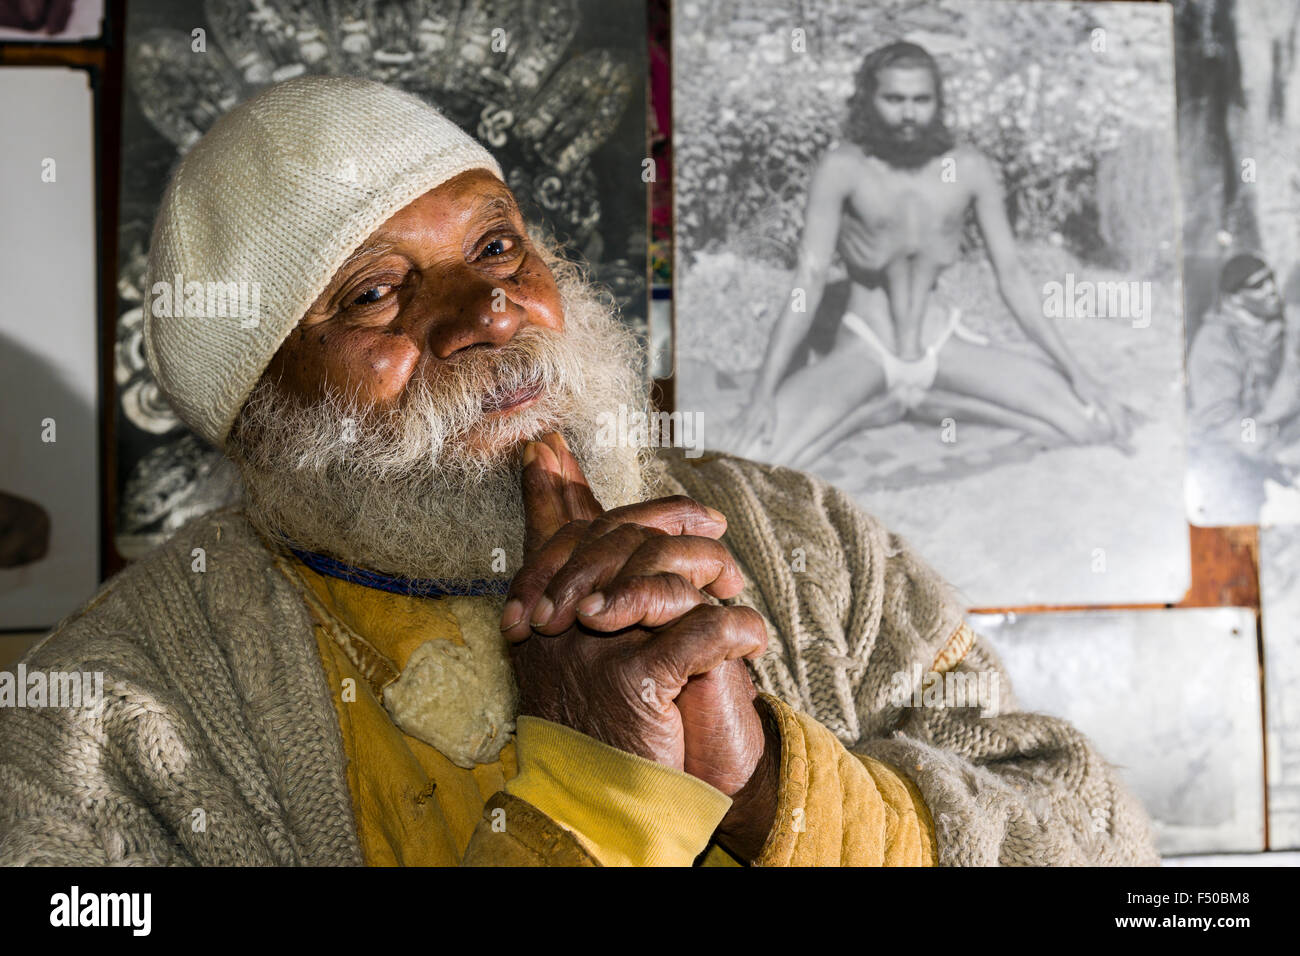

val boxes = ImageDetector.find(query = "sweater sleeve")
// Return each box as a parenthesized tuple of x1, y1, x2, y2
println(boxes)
(0, 619, 199, 866)
(850, 628, 1163, 866)
(0, 574, 318, 867)
(835, 518, 1162, 867)
(461, 697, 939, 867)
(460, 791, 603, 866)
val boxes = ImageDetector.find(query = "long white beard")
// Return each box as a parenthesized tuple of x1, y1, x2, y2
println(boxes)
(225, 234, 657, 583)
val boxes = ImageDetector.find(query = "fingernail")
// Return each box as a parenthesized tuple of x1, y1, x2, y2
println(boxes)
(705, 506, 726, 523)
(554, 433, 571, 453)
(500, 599, 524, 631)
(522, 443, 538, 466)
(577, 592, 605, 616)
(530, 597, 554, 627)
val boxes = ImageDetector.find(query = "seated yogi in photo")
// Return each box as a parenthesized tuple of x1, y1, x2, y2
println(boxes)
(0, 76, 1159, 867)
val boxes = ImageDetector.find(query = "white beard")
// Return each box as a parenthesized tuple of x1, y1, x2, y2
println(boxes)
(225, 233, 657, 583)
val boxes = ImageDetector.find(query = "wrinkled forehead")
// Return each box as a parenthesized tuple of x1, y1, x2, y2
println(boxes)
(352, 172, 523, 248)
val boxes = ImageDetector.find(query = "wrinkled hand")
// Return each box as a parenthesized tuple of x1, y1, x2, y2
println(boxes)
(502, 432, 779, 858)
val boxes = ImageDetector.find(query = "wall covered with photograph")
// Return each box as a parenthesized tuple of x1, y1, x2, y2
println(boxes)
(113, 0, 648, 557)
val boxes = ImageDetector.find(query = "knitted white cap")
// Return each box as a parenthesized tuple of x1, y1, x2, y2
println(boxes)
(143, 75, 505, 449)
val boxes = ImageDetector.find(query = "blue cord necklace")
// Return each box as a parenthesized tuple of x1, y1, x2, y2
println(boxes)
(286, 545, 510, 598)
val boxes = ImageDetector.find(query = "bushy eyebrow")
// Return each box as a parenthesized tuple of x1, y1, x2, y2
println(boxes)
(474, 192, 522, 222)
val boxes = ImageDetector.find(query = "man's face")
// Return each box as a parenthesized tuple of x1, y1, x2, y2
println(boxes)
(264, 167, 566, 455)
(228, 168, 652, 581)
(871, 66, 938, 143)
(1232, 267, 1283, 320)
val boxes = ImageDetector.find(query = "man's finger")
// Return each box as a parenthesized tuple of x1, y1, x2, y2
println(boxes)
(574, 571, 714, 631)
(531, 526, 743, 635)
(600, 495, 728, 538)
(607, 533, 746, 600)
(539, 431, 604, 523)
(527, 523, 667, 634)
(501, 518, 592, 642)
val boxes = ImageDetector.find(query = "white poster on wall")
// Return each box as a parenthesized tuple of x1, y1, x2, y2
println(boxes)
(0, 67, 99, 630)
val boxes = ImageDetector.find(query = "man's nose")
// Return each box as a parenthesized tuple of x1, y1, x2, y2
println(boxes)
(408, 267, 526, 359)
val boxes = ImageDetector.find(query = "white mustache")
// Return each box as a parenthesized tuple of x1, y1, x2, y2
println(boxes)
(376, 326, 579, 456)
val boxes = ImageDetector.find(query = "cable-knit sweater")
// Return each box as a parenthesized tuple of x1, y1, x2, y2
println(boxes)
(0, 448, 1160, 866)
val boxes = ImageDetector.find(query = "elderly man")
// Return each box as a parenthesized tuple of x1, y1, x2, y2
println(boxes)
(0, 77, 1158, 867)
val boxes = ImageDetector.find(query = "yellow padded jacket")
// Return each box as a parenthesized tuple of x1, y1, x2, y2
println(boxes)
(292, 556, 938, 866)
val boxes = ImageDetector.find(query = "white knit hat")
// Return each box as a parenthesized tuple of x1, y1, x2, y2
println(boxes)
(143, 75, 505, 449)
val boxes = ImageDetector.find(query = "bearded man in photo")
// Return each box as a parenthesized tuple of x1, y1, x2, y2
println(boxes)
(0, 76, 1159, 866)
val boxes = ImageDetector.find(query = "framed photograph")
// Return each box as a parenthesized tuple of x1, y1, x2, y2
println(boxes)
(673, 0, 1189, 606)
(1177, 0, 1300, 526)
(112, 0, 648, 558)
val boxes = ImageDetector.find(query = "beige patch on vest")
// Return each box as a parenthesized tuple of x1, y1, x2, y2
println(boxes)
(382, 595, 519, 769)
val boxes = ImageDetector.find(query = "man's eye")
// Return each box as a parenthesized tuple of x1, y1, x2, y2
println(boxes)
(352, 285, 392, 306)
(480, 237, 516, 259)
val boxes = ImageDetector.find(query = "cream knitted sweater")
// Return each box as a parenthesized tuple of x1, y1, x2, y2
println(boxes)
(0, 449, 1160, 866)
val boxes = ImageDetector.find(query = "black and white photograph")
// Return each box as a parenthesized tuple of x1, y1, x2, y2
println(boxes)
(13, 0, 1300, 898)
(112, 0, 648, 557)
(1178, 0, 1300, 526)
(0, 68, 99, 630)
(673, 0, 1188, 606)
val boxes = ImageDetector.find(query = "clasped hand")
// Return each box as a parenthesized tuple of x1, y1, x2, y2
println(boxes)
(499, 432, 780, 860)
